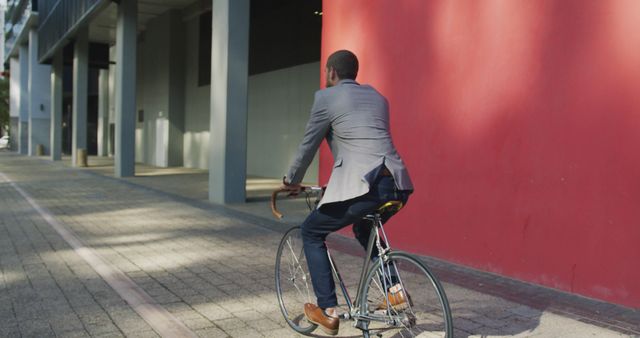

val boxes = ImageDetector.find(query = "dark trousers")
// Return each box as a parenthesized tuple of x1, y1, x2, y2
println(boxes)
(300, 175, 411, 309)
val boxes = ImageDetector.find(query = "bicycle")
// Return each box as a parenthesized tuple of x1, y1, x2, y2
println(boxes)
(272, 186, 453, 337)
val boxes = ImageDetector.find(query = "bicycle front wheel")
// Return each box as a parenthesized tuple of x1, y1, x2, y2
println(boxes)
(275, 226, 317, 335)
(359, 252, 453, 338)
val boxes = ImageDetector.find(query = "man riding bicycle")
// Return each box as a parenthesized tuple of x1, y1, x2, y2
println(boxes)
(281, 50, 414, 335)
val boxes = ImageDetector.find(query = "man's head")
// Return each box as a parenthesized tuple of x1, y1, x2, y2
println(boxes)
(325, 50, 359, 87)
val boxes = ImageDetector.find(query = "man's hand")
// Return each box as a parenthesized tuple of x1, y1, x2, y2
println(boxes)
(280, 176, 303, 196)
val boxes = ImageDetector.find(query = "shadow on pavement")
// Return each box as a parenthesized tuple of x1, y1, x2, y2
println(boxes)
(1, 152, 637, 337)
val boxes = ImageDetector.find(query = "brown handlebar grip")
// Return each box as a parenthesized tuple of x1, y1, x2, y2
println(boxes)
(271, 189, 285, 219)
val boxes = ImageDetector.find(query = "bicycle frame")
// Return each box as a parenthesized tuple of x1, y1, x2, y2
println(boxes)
(327, 211, 394, 321)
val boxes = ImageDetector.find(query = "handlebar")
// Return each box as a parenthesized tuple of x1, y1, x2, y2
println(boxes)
(270, 186, 324, 219)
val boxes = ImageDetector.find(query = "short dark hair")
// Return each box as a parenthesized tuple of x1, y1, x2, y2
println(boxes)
(326, 50, 359, 80)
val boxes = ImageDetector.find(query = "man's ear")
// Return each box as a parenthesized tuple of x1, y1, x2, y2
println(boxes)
(329, 67, 338, 81)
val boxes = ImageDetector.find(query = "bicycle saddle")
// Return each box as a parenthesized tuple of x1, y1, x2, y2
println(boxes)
(377, 200, 404, 214)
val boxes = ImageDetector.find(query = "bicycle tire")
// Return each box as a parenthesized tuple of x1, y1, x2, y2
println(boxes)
(275, 226, 318, 335)
(358, 251, 453, 338)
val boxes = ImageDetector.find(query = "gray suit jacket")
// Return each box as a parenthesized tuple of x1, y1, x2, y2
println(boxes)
(286, 79, 414, 207)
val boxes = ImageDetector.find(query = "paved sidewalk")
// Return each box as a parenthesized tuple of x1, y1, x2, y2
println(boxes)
(0, 152, 637, 337)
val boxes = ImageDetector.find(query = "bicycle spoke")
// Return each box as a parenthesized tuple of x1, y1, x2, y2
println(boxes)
(285, 238, 313, 303)
(276, 227, 317, 334)
(285, 238, 309, 303)
(371, 271, 386, 298)
(393, 265, 417, 320)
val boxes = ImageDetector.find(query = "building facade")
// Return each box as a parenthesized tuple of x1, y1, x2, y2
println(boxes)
(5, 0, 640, 309)
(4, 0, 322, 197)
(321, 0, 640, 309)
(5, 0, 50, 153)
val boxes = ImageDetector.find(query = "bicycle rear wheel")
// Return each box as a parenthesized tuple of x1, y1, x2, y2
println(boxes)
(275, 226, 317, 335)
(359, 251, 453, 338)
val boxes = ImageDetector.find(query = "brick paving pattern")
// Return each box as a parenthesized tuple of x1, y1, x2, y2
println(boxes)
(0, 152, 637, 337)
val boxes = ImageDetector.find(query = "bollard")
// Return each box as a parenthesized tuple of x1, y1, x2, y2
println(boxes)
(77, 149, 88, 167)
(35, 144, 45, 156)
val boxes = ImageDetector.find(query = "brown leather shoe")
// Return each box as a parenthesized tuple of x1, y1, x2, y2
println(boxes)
(377, 284, 411, 311)
(304, 303, 339, 336)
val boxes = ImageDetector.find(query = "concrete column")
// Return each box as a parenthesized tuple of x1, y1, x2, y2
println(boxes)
(28, 29, 52, 156)
(18, 44, 29, 155)
(209, 0, 250, 204)
(114, 0, 137, 177)
(72, 27, 89, 166)
(97, 69, 109, 157)
(108, 46, 116, 157)
(9, 57, 21, 152)
(50, 52, 63, 161)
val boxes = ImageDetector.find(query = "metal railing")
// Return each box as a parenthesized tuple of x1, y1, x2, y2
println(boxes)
(5, 0, 36, 26)
(4, 0, 37, 61)
(37, 0, 106, 62)
(36, 0, 56, 20)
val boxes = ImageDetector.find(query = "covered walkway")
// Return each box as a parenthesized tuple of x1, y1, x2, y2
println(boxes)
(58, 156, 315, 225)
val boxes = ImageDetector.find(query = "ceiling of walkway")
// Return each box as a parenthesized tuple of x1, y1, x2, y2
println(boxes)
(87, 0, 323, 74)
(89, 0, 199, 44)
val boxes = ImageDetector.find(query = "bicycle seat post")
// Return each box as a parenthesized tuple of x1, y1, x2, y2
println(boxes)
(372, 213, 390, 262)
(373, 200, 404, 260)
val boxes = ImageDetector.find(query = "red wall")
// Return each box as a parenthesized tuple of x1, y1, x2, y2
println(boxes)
(320, 0, 640, 308)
